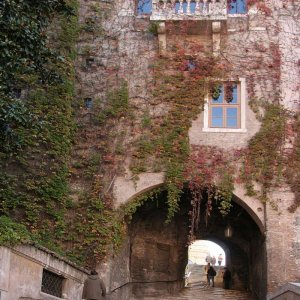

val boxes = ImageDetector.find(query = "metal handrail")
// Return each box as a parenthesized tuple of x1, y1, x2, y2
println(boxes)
(108, 278, 183, 294)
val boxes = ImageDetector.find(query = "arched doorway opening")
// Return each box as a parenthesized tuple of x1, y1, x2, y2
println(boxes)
(188, 240, 226, 266)
(123, 188, 266, 299)
(186, 240, 226, 286)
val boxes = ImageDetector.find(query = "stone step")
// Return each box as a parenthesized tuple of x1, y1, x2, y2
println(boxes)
(133, 286, 251, 300)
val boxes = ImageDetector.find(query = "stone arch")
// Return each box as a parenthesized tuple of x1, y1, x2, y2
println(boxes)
(186, 238, 250, 289)
(113, 174, 265, 233)
(113, 172, 165, 207)
(233, 183, 265, 234)
(198, 237, 252, 290)
(110, 177, 267, 299)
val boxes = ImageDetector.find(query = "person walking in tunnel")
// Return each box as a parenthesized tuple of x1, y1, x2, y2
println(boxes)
(218, 253, 223, 266)
(82, 270, 106, 300)
(204, 263, 210, 284)
(211, 256, 216, 266)
(207, 264, 216, 287)
(223, 267, 232, 289)
(205, 254, 212, 264)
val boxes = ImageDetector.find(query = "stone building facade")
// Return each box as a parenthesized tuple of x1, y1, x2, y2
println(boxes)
(72, 0, 300, 299)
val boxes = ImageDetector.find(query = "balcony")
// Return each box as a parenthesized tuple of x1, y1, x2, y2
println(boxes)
(150, 0, 227, 21)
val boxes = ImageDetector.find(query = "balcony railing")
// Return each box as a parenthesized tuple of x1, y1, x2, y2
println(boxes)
(150, 0, 227, 21)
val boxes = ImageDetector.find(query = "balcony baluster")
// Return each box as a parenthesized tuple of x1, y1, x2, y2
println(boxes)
(150, 0, 227, 21)
(163, 0, 168, 10)
(195, 0, 200, 15)
(186, 0, 191, 15)
(178, 0, 184, 15)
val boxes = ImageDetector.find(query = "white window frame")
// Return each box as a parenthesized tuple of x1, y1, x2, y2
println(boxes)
(203, 77, 246, 133)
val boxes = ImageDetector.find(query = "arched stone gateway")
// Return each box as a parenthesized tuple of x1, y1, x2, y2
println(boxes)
(108, 180, 267, 299)
(113, 173, 265, 233)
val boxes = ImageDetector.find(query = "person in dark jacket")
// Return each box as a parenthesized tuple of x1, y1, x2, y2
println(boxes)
(207, 264, 217, 287)
(204, 263, 210, 284)
(223, 267, 232, 289)
(207, 265, 216, 287)
(82, 270, 106, 300)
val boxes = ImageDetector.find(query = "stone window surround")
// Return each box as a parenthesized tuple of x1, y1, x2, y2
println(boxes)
(203, 77, 247, 133)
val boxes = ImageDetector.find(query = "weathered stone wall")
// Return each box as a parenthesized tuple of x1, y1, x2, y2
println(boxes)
(129, 201, 189, 296)
(74, 0, 300, 297)
(0, 245, 87, 300)
(278, 6, 300, 111)
(72, 0, 158, 199)
(101, 198, 188, 299)
(99, 237, 132, 300)
(266, 188, 300, 293)
(251, 233, 267, 299)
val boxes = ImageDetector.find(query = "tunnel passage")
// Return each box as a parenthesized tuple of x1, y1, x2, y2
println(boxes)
(127, 189, 266, 299)
(195, 193, 266, 296)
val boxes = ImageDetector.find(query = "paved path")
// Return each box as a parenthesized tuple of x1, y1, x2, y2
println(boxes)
(133, 265, 251, 300)
(135, 284, 251, 299)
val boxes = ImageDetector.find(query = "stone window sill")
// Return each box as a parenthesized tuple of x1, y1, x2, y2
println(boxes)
(202, 128, 247, 133)
(40, 291, 66, 300)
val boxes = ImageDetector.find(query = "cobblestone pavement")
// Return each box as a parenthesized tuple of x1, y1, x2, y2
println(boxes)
(135, 283, 252, 300)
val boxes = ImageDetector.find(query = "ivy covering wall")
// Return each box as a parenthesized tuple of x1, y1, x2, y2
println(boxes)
(0, 0, 124, 266)
(0, 0, 79, 254)
(0, 0, 300, 268)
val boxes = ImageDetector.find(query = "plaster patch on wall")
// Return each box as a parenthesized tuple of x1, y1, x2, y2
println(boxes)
(292, 242, 300, 259)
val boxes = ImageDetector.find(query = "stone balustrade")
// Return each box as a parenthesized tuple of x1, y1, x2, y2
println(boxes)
(150, 0, 227, 21)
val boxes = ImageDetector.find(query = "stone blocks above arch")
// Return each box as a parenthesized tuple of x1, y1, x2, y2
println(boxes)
(113, 173, 265, 234)
(113, 172, 165, 208)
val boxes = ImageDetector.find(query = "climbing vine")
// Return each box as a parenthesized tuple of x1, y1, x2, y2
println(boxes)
(286, 114, 300, 212)
(1, 0, 300, 268)
(239, 103, 287, 201)
(66, 81, 130, 266)
(130, 24, 234, 225)
(129, 0, 300, 238)
(0, 0, 80, 257)
(67, 0, 300, 264)
(184, 146, 234, 241)
(121, 187, 165, 221)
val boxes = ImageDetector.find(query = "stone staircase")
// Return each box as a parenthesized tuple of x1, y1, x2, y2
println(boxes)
(187, 264, 207, 284)
(133, 285, 252, 300)
(132, 265, 251, 300)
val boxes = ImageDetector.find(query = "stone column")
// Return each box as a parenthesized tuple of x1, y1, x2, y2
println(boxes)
(212, 21, 221, 56)
(158, 22, 167, 56)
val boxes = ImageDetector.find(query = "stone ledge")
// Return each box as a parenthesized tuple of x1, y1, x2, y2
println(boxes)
(12, 244, 89, 276)
(267, 282, 300, 300)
